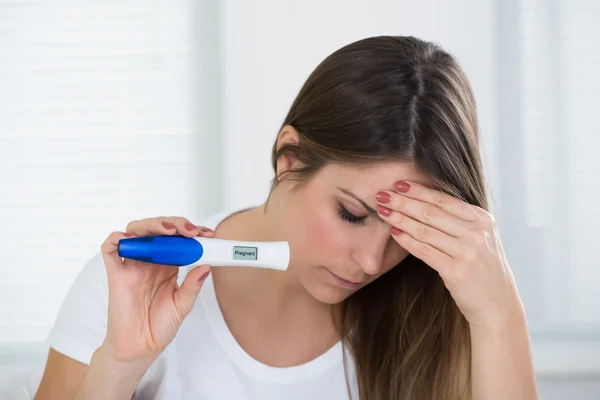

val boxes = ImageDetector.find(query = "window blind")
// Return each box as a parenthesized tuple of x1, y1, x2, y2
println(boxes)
(500, 0, 600, 340)
(0, 0, 206, 343)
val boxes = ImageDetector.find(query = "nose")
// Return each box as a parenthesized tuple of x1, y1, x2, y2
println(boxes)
(350, 234, 387, 276)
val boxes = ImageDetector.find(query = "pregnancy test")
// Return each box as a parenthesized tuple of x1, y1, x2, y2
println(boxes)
(118, 236, 290, 271)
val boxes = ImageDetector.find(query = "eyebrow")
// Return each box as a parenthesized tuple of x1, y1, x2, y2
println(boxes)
(337, 187, 384, 221)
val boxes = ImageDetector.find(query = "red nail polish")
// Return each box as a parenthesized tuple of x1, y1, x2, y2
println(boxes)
(391, 227, 403, 236)
(377, 205, 392, 217)
(394, 181, 410, 193)
(185, 222, 198, 231)
(162, 222, 175, 230)
(376, 191, 391, 204)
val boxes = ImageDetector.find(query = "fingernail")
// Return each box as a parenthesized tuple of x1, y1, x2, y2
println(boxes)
(201, 227, 213, 232)
(376, 191, 391, 204)
(394, 181, 410, 193)
(185, 222, 198, 231)
(162, 222, 175, 230)
(124, 232, 135, 237)
(198, 270, 211, 283)
(377, 205, 392, 217)
(391, 227, 403, 236)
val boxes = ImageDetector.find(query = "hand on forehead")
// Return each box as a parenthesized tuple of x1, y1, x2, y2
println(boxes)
(327, 161, 433, 197)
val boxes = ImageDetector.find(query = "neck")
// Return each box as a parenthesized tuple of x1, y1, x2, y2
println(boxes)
(213, 201, 332, 321)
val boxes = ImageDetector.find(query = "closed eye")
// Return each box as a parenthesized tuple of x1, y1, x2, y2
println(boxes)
(338, 204, 367, 225)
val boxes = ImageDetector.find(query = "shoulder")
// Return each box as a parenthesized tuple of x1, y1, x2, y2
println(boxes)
(199, 210, 232, 231)
(46, 252, 109, 364)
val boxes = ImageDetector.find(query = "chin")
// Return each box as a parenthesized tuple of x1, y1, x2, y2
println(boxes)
(303, 280, 355, 305)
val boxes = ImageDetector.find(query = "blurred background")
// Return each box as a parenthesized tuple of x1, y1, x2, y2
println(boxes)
(0, 0, 598, 398)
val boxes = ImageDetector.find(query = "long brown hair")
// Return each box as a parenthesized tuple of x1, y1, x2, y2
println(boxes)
(269, 36, 487, 400)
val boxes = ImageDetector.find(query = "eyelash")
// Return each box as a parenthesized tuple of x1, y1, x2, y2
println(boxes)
(338, 204, 367, 225)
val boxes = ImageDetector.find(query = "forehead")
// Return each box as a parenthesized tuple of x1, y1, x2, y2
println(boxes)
(318, 161, 433, 192)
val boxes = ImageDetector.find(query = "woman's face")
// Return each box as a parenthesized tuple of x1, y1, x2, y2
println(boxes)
(277, 160, 432, 305)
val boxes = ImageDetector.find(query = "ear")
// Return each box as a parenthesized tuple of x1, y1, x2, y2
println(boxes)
(275, 125, 301, 178)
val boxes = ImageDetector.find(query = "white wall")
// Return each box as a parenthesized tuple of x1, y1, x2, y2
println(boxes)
(219, 0, 499, 213)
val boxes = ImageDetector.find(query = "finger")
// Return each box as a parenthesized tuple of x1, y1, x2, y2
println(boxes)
(377, 205, 462, 258)
(165, 219, 215, 238)
(390, 228, 452, 277)
(166, 217, 207, 238)
(391, 180, 479, 222)
(101, 231, 132, 275)
(174, 266, 211, 319)
(126, 217, 207, 238)
(195, 226, 215, 238)
(376, 191, 468, 237)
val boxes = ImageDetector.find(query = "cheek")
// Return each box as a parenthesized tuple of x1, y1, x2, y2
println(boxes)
(304, 202, 341, 249)
(292, 194, 346, 260)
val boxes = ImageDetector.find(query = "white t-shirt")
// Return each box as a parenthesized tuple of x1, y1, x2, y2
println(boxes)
(47, 209, 359, 400)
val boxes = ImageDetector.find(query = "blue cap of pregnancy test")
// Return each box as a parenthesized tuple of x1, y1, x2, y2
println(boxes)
(117, 235, 204, 266)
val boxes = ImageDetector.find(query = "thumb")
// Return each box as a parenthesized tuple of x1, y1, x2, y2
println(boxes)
(174, 265, 211, 319)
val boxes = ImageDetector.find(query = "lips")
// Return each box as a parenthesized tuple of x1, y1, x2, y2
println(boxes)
(333, 274, 363, 285)
(326, 269, 365, 288)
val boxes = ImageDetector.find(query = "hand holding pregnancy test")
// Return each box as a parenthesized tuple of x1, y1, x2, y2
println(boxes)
(118, 235, 290, 271)
(97, 217, 290, 368)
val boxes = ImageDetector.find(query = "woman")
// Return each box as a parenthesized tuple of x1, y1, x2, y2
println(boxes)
(35, 36, 539, 399)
